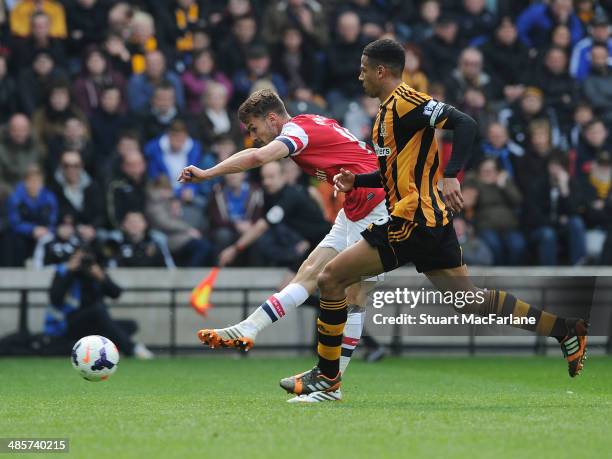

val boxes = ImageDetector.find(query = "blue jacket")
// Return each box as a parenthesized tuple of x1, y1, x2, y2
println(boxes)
(517, 3, 584, 49)
(127, 71, 186, 113)
(8, 183, 58, 236)
(144, 134, 220, 197)
(570, 37, 612, 81)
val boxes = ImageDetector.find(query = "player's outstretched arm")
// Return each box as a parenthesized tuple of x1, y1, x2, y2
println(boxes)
(438, 108, 478, 213)
(178, 141, 290, 184)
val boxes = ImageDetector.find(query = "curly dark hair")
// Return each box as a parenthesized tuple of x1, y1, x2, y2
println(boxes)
(362, 38, 405, 76)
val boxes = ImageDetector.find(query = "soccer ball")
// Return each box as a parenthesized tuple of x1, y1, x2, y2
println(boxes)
(71, 335, 120, 382)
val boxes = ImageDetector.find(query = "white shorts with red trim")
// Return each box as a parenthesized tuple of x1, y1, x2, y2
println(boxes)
(317, 200, 388, 281)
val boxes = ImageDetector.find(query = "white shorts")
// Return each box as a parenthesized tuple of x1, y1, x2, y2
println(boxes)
(318, 200, 388, 253)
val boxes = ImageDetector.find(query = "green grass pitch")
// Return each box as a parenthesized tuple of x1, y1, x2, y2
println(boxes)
(1, 355, 611, 459)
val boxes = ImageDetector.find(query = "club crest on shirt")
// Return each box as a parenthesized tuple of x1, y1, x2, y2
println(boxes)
(315, 169, 327, 181)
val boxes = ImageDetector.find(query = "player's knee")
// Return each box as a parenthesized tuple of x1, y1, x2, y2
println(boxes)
(317, 264, 343, 293)
(297, 259, 319, 283)
(293, 261, 319, 292)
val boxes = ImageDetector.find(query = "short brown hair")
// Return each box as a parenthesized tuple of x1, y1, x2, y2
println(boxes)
(168, 118, 188, 134)
(238, 89, 288, 124)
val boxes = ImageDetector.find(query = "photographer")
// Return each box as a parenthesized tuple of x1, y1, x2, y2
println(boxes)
(46, 248, 153, 358)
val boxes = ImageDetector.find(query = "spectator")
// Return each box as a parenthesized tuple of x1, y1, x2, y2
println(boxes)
(0, 55, 17, 124)
(216, 14, 259, 77)
(46, 247, 154, 358)
(409, 0, 440, 43)
(336, 0, 389, 41)
(445, 47, 502, 107)
(89, 85, 130, 175)
(456, 208, 490, 255)
(458, 87, 491, 133)
(106, 150, 148, 229)
(31, 80, 87, 149)
(272, 26, 321, 94)
(49, 150, 104, 238)
(98, 130, 141, 187)
(172, 25, 212, 71)
(208, 0, 254, 44)
(472, 158, 525, 265)
(232, 45, 288, 104)
(325, 11, 365, 110)
(573, 150, 612, 262)
(106, 211, 174, 267)
(126, 11, 161, 75)
(73, 47, 126, 116)
(583, 43, 612, 123)
(480, 16, 531, 102)
(217, 161, 330, 269)
(172, 0, 207, 57)
(197, 82, 243, 149)
(570, 101, 595, 149)
(139, 82, 183, 143)
(479, 121, 524, 177)
(402, 44, 428, 93)
(343, 95, 380, 142)
(0, 114, 44, 200)
(519, 124, 587, 265)
(285, 85, 327, 117)
(46, 116, 95, 179)
(32, 214, 81, 268)
(127, 50, 185, 113)
(530, 46, 577, 130)
(18, 51, 65, 115)
(458, 0, 497, 46)
(13, 12, 67, 72)
(575, 0, 599, 26)
(453, 215, 494, 266)
(146, 176, 213, 267)
(107, 2, 133, 41)
(65, 0, 110, 59)
(7, 164, 57, 266)
(421, 14, 461, 78)
(516, 0, 585, 49)
(210, 135, 240, 165)
(181, 48, 232, 115)
(548, 24, 573, 55)
(570, 12, 612, 81)
(262, 0, 329, 49)
(499, 86, 563, 150)
(143, 119, 203, 204)
(10, 0, 67, 39)
(576, 118, 611, 174)
(103, 32, 132, 78)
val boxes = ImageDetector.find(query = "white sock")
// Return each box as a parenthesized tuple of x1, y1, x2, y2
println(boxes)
(340, 306, 365, 375)
(245, 283, 310, 334)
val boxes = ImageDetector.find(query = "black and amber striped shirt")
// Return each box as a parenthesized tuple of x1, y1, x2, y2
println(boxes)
(372, 82, 452, 227)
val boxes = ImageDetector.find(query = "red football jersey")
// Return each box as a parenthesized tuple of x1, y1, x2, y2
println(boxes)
(275, 114, 385, 221)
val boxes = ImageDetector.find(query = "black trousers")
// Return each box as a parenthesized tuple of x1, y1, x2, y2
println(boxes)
(67, 303, 137, 356)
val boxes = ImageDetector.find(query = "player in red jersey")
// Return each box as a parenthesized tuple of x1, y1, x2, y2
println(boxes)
(179, 89, 387, 402)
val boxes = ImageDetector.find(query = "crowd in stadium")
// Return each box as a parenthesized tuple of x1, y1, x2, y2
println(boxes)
(0, 0, 612, 269)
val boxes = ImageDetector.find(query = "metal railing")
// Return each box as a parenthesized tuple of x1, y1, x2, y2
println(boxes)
(1, 285, 611, 355)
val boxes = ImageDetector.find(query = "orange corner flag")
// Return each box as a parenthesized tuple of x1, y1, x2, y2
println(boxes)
(190, 267, 220, 316)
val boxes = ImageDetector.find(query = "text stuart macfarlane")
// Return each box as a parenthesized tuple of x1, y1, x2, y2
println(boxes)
(373, 314, 537, 326)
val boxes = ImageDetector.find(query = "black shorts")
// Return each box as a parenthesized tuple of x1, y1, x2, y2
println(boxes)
(361, 216, 463, 273)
